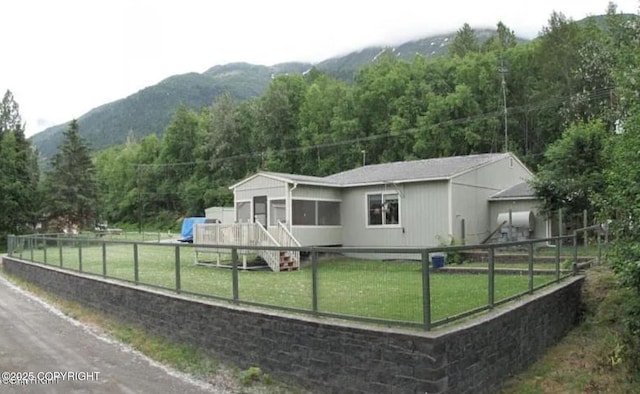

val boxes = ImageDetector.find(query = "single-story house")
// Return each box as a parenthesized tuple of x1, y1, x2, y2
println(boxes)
(227, 152, 546, 250)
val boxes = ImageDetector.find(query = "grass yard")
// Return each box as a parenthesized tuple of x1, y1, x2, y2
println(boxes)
(17, 239, 557, 326)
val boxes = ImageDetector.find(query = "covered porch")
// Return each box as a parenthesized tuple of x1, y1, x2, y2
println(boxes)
(193, 221, 301, 272)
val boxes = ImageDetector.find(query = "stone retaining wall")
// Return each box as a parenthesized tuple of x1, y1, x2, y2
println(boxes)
(1, 256, 584, 393)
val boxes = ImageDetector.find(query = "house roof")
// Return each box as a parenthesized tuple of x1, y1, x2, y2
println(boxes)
(325, 153, 512, 186)
(489, 182, 538, 201)
(229, 171, 338, 189)
(231, 153, 520, 189)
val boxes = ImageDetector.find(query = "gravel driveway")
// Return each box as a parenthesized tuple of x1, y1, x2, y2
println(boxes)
(0, 273, 226, 393)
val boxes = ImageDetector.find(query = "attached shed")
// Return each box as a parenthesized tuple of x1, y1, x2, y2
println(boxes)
(488, 182, 548, 241)
(228, 152, 535, 249)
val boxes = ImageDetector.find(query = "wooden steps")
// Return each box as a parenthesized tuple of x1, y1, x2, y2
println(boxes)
(279, 251, 298, 271)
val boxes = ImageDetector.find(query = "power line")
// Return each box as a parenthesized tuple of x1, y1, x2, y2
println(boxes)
(133, 87, 615, 169)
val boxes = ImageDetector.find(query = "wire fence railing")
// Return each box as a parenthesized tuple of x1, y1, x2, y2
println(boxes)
(5, 228, 606, 331)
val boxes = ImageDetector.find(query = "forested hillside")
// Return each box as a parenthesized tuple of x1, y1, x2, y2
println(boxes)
(90, 12, 635, 226)
(30, 28, 513, 160)
(30, 63, 312, 159)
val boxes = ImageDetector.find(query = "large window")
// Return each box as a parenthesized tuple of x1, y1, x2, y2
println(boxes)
(236, 201, 250, 223)
(368, 193, 399, 226)
(269, 199, 286, 226)
(292, 199, 341, 226)
(318, 201, 341, 225)
(292, 200, 316, 225)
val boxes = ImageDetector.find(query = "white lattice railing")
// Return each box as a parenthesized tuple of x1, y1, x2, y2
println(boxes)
(277, 221, 300, 270)
(252, 223, 281, 272)
(193, 222, 293, 272)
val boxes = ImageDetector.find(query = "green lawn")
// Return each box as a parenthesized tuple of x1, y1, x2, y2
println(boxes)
(15, 239, 557, 326)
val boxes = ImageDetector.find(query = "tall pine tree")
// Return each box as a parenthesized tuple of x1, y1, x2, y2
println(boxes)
(43, 119, 97, 230)
(0, 90, 39, 244)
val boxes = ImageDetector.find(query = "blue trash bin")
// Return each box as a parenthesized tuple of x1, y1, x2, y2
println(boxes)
(431, 255, 445, 269)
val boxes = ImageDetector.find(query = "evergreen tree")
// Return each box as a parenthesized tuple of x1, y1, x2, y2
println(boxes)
(449, 23, 479, 58)
(0, 90, 39, 243)
(43, 119, 98, 230)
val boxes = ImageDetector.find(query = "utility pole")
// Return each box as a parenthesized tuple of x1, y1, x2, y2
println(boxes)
(137, 164, 142, 234)
(499, 58, 508, 152)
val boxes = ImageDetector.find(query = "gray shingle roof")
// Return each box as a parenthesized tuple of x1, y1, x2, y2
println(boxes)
(325, 153, 510, 186)
(233, 153, 516, 189)
(489, 182, 537, 200)
(258, 171, 338, 186)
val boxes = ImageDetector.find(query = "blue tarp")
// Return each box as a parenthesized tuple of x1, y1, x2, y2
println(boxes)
(179, 217, 206, 242)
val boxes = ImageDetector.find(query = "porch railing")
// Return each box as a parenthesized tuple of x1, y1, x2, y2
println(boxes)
(193, 222, 295, 272)
(277, 221, 300, 270)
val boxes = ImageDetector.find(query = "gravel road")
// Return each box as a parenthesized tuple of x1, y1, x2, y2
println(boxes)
(0, 273, 226, 393)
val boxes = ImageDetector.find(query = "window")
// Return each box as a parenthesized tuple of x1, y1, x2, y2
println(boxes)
(291, 199, 341, 226)
(292, 200, 316, 225)
(368, 193, 399, 226)
(269, 199, 286, 226)
(368, 194, 383, 225)
(236, 201, 250, 223)
(318, 201, 341, 225)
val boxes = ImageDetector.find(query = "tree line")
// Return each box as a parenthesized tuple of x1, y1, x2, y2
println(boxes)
(95, 10, 630, 227)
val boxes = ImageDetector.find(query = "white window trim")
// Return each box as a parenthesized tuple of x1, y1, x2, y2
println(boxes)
(235, 199, 252, 223)
(365, 191, 402, 228)
(268, 198, 287, 227)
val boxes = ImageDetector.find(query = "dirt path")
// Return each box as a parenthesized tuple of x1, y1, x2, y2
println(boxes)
(0, 274, 224, 393)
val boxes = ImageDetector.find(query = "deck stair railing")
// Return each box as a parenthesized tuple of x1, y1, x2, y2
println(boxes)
(276, 221, 301, 271)
(193, 222, 300, 272)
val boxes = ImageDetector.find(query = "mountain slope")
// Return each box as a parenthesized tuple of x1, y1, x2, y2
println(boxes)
(31, 63, 311, 159)
(30, 28, 526, 159)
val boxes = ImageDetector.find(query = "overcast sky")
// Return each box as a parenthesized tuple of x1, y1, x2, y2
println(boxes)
(2, 0, 638, 138)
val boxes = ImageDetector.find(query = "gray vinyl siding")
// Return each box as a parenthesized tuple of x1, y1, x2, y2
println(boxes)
(341, 181, 450, 248)
(402, 182, 450, 246)
(450, 155, 534, 244)
(453, 155, 533, 192)
(450, 182, 495, 244)
(292, 227, 343, 246)
(234, 175, 287, 201)
(291, 185, 341, 200)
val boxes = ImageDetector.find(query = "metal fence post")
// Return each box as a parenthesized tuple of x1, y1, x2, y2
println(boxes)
(78, 240, 83, 272)
(528, 242, 534, 294)
(583, 210, 588, 248)
(488, 246, 495, 309)
(597, 226, 602, 265)
(7, 235, 13, 257)
(573, 233, 579, 275)
(58, 238, 63, 268)
(311, 249, 319, 315)
(102, 242, 107, 278)
(175, 245, 181, 294)
(555, 236, 561, 282)
(133, 243, 139, 284)
(29, 237, 34, 261)
(43, 236, 48, 265)
(231, 248, 239, 303)
(421, 251, 432, 330)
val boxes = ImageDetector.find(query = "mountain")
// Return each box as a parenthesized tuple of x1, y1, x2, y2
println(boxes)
(30, 28, 523, 159)
(31, 63, 311, 159)
(315, 29, 501, 81)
